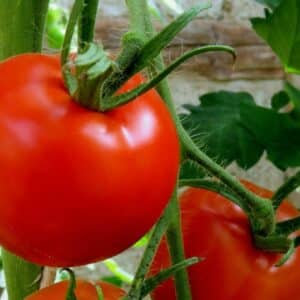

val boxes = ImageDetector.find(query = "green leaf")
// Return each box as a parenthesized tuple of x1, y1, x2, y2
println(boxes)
(181, 91, 264, 169)
(181, 90, 300, 170)
(284, 81, 300, 120)
(179, 160, 206, 180)
(240, 104, 300, 169)
(271, 82, 300, 120)
(271, 91, 290, 111)
(131, 3, 211, 73)
(251, 0, 300, 73)
(255, 0, 282, 10)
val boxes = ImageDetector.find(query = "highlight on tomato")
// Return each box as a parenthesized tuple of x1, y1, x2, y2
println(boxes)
(25, 280, 125, 300)
(150, 181, 300, 300)
(0, 54, 180, 267)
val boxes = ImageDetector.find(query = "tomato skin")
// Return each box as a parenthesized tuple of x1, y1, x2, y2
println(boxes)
(25, 280, 125, 300)
(0, 54, 179, 266)
(150, 181, 300, 300)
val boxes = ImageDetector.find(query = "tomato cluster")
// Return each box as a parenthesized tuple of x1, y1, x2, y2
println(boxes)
(150, 181, 300, 300)
(0, 54, 180, 266)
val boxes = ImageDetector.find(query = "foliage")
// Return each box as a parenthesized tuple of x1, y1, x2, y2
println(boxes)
(252, 0, 300, 73)
(181, 89, 300, 170)
(255, 0, 282, 10)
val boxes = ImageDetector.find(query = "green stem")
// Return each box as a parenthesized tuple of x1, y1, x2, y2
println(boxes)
(1, 250, 42, 300)
(61, 269, 77, 300)
(100, 45, 234, 111)
(0, 2, 49, 300)
(141, 257, 200, 298)
(166, 188, 193, 300)
(275, 240, 295, 267)
(123, 193, 173, 300)
(294, 236, 300, 247)
(179, 178, 246, 210)
(276, 216, 300, 235)
(180, 126, 275, 235)
(0, 0, 49, 59)
(125, 1, 193, 299)
(103, 259, 133, 284)
(272, 171, 300, 210)
(61, 0, 84, 65)
(129, 2, 274, 237)
(78, 0, 99, 51)
(101, 4, 207, 102)
(126, 0, 153, 38)
(253, 234, 291, 253)
(61, 0, 85, 95)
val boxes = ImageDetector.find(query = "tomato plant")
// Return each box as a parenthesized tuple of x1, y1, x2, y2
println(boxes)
(150, 181, 300, 300)
(0, 53, 179, 267)
(25, 280, 125, 300)
(2, 1, 300, 300)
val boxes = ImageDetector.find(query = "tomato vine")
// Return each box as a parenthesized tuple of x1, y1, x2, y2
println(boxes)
(1, 1, 300, 300)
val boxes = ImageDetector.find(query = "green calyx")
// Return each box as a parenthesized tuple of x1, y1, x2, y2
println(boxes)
(249, 196, 276, 236)
(67, 42, 114, 108)
(61, 1, 233, 112)
(254, 234, 292, 253)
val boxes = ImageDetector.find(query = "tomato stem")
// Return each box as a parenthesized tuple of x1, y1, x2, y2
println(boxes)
(126, 1, 275, 237)
(1, 250, 42, 300)
(99, 45, 235, 112)
(276, 216, 300, 235)
(78, 0, 99, 52)
(124, 1, 194, 299)
(272, 171, 300, 210)
(253, 235, 292, 253)
(124, 193, 173, 299)
(141, 257, 201, 298)
(134, 3, 276, 239)
(275, 240, 295, 267)
(61, 0, 84, 94)
(166, 188, 193, 300)
(0, 2, 49, 300)
(103, 4, 211, 99)
(179, 178, 248, 210)
(126, 0, 152, 41)
(180, 126, 276, 235)
(0, 0, 49, 60)
(61, 268, 77, 300)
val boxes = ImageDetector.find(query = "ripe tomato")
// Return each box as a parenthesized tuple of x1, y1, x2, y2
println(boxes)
(150, 181, 300, 300)
(25, 280, 125, 300)
(0, 54, 179, 266)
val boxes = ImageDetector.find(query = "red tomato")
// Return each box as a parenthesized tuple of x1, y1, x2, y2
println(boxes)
(0, 54, 179, 266)
(25, 280, 125, 300)
(150, 181, 300, 300)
